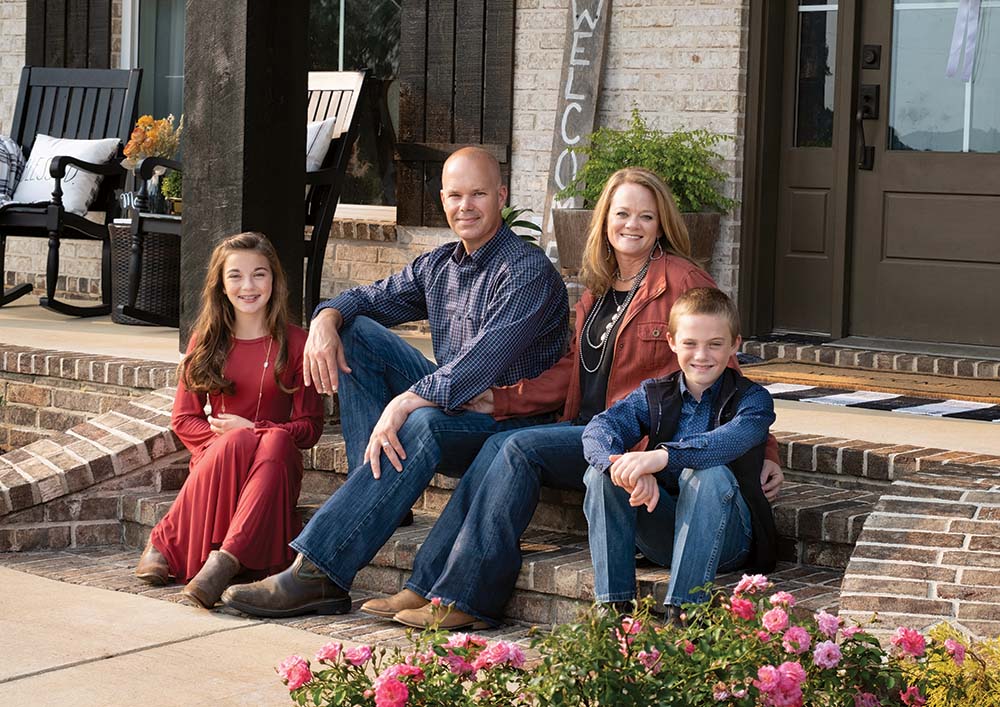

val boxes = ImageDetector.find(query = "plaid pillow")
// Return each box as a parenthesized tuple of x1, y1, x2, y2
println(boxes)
(0, 135, 26, 207)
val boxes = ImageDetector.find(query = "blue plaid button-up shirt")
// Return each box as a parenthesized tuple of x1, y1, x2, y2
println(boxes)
(582, 374, 774, 473)
(315, 224, 568, 411)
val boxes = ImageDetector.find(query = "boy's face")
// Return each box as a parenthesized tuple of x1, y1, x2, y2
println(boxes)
(667, 313, 742, 392)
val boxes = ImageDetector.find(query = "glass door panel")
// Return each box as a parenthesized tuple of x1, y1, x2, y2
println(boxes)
(796, 1, 838, 147)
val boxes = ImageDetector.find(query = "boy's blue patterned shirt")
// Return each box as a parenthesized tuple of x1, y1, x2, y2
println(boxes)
(582, 372, 775, 473)
(314, 224, 568, 411)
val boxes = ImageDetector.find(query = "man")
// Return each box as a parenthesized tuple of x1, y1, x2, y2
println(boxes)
(222, 147, 568, 619)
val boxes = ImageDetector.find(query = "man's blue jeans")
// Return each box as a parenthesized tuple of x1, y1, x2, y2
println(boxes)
(405, 422, 587, 625)
(584, 464, 752, 607)
(292, 316, 545, 591)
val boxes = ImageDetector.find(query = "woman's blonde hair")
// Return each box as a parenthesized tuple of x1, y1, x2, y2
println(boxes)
(180, 231, 294, 395)
(579, 167, 692, 297)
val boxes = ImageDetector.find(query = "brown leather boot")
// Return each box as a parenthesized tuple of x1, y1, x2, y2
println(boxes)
(180, 550, 240, 609)
(135, 541, 170, 586)
(393, 603, 490, 631)
(221, 553, 351, 618)
(360, 588, 429, 618)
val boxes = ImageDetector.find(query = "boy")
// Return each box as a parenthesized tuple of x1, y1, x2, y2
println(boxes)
(581, 287, 777, 616)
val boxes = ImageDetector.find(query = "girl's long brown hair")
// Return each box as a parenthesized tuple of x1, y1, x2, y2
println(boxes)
(180, 231, 295, 395)
(579, 167, 693, 297)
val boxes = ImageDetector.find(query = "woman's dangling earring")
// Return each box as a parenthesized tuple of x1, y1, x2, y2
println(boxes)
(650, 240, 665, 261)
(605, 240, 613, 260)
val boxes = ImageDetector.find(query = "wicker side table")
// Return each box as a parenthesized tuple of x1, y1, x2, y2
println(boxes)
(108, 217, 181, 327)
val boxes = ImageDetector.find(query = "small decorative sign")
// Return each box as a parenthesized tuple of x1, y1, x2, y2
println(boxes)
(540, 0, 612, 260)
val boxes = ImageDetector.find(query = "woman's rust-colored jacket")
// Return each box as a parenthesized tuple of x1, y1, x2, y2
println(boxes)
(491, 254, 780, 463)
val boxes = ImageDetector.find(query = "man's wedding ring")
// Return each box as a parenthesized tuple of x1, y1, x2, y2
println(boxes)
(381, 440, 391, 447)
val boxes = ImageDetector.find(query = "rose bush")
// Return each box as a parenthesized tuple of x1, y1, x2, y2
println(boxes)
(276, 579, 999, 706)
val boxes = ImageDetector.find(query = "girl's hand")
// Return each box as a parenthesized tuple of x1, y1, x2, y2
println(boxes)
(609, 449, 669, 490)
(208, 413, 254, 436)
(629, 474, 660, 512)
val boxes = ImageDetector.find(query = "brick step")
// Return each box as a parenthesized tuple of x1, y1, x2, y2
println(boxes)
(742, 339, 1000, 379)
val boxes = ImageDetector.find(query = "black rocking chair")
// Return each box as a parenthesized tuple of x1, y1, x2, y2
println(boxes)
(119, 70, 366, 326)
(0, 66, 142, 316)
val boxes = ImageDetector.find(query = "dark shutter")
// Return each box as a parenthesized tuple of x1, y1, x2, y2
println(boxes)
(26, 0, 113, 69)
(396, 0, 515, 227)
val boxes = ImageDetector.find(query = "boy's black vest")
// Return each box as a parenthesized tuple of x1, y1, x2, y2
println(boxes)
(644, 368, 777, 574)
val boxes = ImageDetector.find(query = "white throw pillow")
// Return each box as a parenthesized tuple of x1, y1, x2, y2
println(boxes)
(12, 134, 120, 215)
(305, 118, 337, 172)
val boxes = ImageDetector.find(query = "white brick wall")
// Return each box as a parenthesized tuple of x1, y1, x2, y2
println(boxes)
(509, 0, 750, 297)
(0, 0, 26, 135)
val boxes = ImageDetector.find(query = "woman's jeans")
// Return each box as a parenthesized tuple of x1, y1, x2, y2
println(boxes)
(584, 464, 752, 607)
(292, 317, 546, 591)
(405, 422, 588, 624)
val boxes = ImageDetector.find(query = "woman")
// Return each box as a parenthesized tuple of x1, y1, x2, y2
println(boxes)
(134, 232, 324, 609)
(361, 168, 781, 629)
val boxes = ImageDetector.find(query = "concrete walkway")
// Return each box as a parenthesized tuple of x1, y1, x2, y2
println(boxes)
(0, 567, 329, 706)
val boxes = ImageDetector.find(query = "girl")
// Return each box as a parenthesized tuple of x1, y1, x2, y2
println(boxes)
(135, 232, 324, 609)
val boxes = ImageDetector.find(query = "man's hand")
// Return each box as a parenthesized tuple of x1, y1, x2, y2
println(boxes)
(760, 459, 784, 502)
(208, 413, 254, 436)
(609, 449, 669, 491)
(461, 389, 495, 414)
(304, 308, 351, 394)
(629, 474, 660, 512)
(364, 391, 434, 479)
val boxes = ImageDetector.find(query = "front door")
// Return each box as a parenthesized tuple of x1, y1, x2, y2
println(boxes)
(850, 0, 1000, 346)
(768, 1, 1000, 347)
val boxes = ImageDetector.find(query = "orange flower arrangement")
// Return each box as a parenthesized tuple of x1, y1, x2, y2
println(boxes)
(122, 114, 182, 168)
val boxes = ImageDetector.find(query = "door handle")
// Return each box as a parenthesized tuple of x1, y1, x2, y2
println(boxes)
(856, 109, 875, 170)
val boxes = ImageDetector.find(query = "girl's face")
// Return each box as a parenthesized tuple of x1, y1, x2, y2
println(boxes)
(222, 251, 272, 320)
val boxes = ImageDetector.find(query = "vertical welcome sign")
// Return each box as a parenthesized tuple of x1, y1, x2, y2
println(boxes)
(541, 0, 611, 260)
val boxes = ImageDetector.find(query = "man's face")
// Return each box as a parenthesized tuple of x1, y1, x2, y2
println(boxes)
(440, 155, 507, 253)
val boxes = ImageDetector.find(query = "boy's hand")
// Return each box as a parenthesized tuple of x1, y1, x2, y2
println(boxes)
(629, 474, 660, 512)
(609, 449, 669, 490)
(760, 460, 784, 501)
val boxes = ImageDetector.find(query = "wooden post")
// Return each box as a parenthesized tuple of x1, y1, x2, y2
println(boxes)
(180, 2, 307, 347)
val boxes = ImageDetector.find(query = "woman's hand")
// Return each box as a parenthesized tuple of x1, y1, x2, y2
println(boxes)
(609, 449, 669, 490)
(461, 389, 495, 414)
(629, 474, 660, 512)
(207, 413, 254, 436)
(760, 460, 784, 502)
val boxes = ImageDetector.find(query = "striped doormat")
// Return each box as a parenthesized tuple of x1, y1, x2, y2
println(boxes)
(743, 361, 1000, 422)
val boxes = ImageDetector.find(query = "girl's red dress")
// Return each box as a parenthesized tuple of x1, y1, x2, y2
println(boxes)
(151, 325, 324, 582)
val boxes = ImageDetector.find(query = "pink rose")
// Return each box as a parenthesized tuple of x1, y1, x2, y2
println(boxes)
(637, 648, 661, 673)
(770, 591, 797, 607)
(430, 596, 442, 607)
(445, 632, 488, 650)
(762, 606, 789, 633)
(730, 597, 755, 620)
(616, 616, 642, 654)
(344, 644, 373, 666)
(757, 630, 773, 642)
(842, 625, 863, 639)
(276, 655, 312, 691)
(380, 663, 425, 682)
(314, 641, 342, 664)
(782, 626, 811, 654)
(441, 653, 474, 675)
(891, 627, 927, 658)
(683, 640, 696, 655)
(374, 677, 408, 707)
(945, 637, 966, 666)
(812, 640, 842, 669)
(814, 610, 840, 638)
(854, 691, 880, 707)
(472, 640, 526, 671)
(754, 665, 780, 693)
(778, 660, 806, 687)
(735, 574, 770, 595)
(712, 681, 730, 701)
(899, 685, 926, 706)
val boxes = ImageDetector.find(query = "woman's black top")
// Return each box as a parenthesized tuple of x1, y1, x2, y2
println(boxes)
(575, 290, 626, 425)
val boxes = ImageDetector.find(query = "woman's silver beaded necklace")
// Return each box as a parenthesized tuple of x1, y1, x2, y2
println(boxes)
(579, 261, 649, 374)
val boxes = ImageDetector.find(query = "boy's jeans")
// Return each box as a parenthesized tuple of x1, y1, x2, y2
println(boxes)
(292, 316, 543, 591)
(584, 464, 752, 606)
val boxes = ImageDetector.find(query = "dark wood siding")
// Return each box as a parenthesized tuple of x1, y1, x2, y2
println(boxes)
(26, 0, 113, 70)
(395, 0, 515, 227)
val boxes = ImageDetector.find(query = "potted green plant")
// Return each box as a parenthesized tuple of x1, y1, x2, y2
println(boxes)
(554, 107, 737, 271)
(161, 169, 182, 215)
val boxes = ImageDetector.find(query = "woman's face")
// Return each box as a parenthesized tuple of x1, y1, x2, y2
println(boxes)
(605, 182, 661, 266)
(222, 251, 273, 319)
